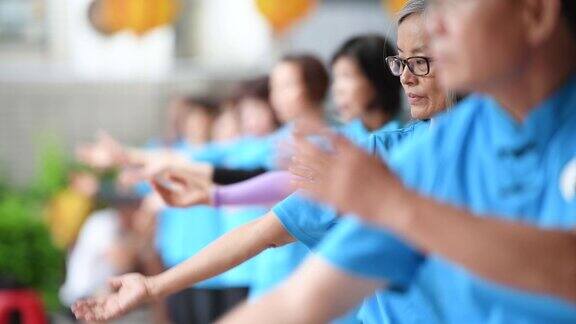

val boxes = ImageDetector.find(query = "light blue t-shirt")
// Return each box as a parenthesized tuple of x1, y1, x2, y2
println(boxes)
(216, 135, 276, 288)
(263, 124, 294, 170)
(270, 119, 401, 324)
(272, 119, 404, 249)
(318, 75, 576, 323)
(156, 141, 227, 289)
(211, 132, 312, 297)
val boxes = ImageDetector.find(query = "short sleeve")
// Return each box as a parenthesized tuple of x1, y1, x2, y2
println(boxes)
(316, 125, 439, 287)
(317, 217, 424, 288)
(272, 192, 339, 249)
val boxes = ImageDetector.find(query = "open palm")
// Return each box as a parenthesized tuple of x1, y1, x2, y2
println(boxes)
(72, 273, 151, 322)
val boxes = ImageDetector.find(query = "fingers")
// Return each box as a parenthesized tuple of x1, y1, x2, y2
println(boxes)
(108, 276, 123, 291)
(290, 176, 321, 197)
(151, 181, 171, 202)
(152, 172, 203, 207)
(72, 297, 106, 322)
(72, 298, 92, 318)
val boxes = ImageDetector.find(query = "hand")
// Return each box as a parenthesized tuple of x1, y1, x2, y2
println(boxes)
(119, 151, 209, 186)
(72, 273, 154, 322)
(75, 131, 126, 170)
(152, 168, 215, 207)
(289, 134, 331, 189)
(290, 133, 412, 228)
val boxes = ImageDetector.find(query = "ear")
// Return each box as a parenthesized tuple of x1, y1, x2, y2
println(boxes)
(522, 0, 563, 46)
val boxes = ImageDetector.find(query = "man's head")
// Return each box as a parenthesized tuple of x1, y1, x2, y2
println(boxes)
(426, 0, 576, 94)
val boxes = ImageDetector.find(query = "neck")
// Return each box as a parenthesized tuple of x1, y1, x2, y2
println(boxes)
(187, 135, 208, 146)
(361, 108, 391, 132)
(295, 105, 325, 123)
(486, 32, 576, 122)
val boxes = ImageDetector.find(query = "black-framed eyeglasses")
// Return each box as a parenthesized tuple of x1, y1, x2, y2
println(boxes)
(385, 56, 432, 77)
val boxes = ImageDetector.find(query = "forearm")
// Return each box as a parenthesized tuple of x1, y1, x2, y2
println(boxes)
(148, 213, 295, 299)
(218, 288, 322, 324)
(214, 171, 293, 207)
(218, 256, 379, 324)
(382, 192, 576, 302)
(212, 167, 268, 185)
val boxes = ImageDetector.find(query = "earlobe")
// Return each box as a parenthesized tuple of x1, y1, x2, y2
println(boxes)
(525, 0, 562, 46)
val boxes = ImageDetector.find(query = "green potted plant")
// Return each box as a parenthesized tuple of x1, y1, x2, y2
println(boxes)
(0, 136, 66, 311)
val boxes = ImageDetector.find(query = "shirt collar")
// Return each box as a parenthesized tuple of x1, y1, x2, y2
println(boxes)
(484, 74, 576, 154)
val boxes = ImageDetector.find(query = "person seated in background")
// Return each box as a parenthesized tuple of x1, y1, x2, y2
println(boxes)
(60, 182, 166, 323)
(44, 166, 99, 250)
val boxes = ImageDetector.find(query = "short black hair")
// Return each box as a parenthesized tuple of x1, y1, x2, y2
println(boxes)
(235, 76, 270, 102)
(563, 0, 576, 36)
(182, 96, 219, 118)
(331, 35, 402, 120)
(234, 76, 281, 127)
(281, 54, 329, 105)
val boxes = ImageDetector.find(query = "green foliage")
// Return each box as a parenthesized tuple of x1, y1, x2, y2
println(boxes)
(0, 194, 64, 309)
(0, 134, 68, 310)
(29, 133, 69, 200)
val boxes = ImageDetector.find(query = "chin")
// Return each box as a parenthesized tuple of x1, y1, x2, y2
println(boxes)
(340, 113, 355, 123)
(409, 106, 430, 120)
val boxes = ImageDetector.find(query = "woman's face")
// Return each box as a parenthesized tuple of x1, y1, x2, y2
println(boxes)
(211, 107, 241, 142)
(167, 98, 191, 140)
(426, 0, 528, 93)
(397, 14, 447, 119)
(332, 57, 377, 122)
(270, 62, 311, 123)
(182, 108, 213, 145)
(239, 97, 277, 137)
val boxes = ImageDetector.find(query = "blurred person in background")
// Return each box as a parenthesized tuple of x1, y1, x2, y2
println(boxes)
(222, 0, 576, 323)
(150, 98, 235, 324)
(73, 33, 407, 323)
(59, 182, 165, 323)
(71, 53, 331, 322)
(222, 2, 454, 322)
(44, 166, 99, 250)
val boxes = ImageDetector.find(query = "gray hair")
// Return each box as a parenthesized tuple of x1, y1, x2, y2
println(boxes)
(394, 0, 459, 109)
(396, 0, 428, 26)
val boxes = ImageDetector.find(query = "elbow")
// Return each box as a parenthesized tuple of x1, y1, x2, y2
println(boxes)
(255, 213, 295, 249)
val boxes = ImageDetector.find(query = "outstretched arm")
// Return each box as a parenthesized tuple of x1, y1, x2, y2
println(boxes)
(73, 212, 295, 321)
(218, 256, 380, 324)
(213, 171, 292, 207)
(293, 134, 576, 303)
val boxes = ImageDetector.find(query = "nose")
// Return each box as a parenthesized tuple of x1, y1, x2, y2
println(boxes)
(400, 66, 417, 87)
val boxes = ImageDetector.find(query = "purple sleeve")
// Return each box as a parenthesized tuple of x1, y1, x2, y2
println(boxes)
(213, 171, 293, 207)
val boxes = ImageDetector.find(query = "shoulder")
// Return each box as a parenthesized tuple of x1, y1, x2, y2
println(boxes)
(397, 95, 488, 155)
(366, 120, 429, 158)
(387, 96, 489, 185)
(82, 209, 118, 231)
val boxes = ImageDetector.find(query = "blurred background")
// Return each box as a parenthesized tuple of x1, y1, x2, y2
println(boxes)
(1, 0, 397, 187)
(0, 0, 401, 323)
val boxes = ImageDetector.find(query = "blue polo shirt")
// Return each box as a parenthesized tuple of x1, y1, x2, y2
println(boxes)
(156, 141, 227, 288)
(216, 135, 276, 288)
(317, 75, 576, 323)
(263, 124, 294, 170)
(271, 119, 407, 249)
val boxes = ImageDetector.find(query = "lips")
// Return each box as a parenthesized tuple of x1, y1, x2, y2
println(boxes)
(407, 93, 427, 105)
